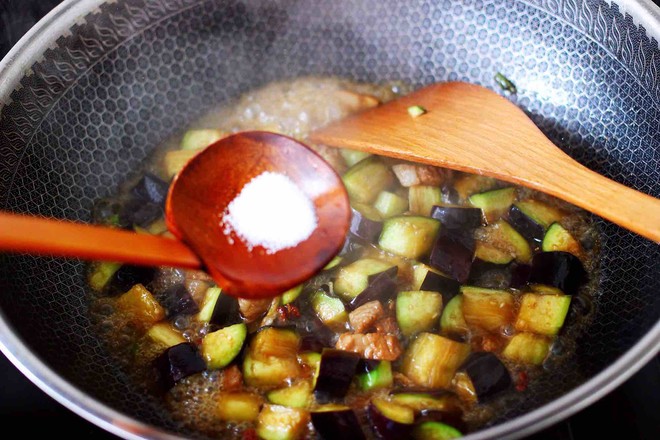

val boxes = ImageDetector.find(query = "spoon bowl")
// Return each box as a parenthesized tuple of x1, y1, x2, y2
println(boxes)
(165, 131, 351, 297)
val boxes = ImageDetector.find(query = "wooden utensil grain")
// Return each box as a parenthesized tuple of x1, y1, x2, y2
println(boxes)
(310, 81, 660, 243)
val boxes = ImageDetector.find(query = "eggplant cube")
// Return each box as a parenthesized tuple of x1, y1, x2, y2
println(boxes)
(153, 342, 206, 390)
(460, 352, 512, 401)
(311, 408, 366, 440)
(256, 404, 309, 440)
(502, 333, 552, 365)
(514, 293, 571, 336)
(429, 228, 475, 283)
(529, 251, 587, 295)
(314, 349, 360, 404)
(401, 333, 471, 389)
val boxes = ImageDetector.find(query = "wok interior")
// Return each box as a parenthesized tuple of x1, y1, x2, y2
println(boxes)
(0, 0, 658, 437)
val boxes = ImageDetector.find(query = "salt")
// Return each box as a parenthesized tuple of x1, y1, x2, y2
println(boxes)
(222, 171, 318, 253)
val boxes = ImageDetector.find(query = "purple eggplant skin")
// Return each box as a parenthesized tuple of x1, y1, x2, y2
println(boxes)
(106, 264, 156, 296)
(461, 352, 512, 401)
(429, 229, 475, 284)
(210, 293, 242, 328)
(467, 259, 511, 290)
(118, 197, 163, 228)
(368, 401, 413, 440)
(153, 342, 206, 391)
(506, 205, 545, 243)
(131, 173, 170, 206)
(311, 409, 367, 440)
(420, 271, 461, 304)
(156, 283, 199, 317)
(529, 251, 587, 295)
(350, 207, 383, 242)
(430, 205, 483, 230)
(349, 266, 398, 310)
(509, 263, 532, 289)
(314, 349, 361, 404)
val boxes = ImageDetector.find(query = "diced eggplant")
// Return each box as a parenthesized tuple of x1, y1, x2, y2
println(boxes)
(467, 259, 512, 290)
(452, 174, 498, 201)
(243, 327, 302, 387)
(251, 326, 300, 360)
(477, 219, 532, 264)
(116, 284, 166, 331)
(311, 289, 348, 331)
(180, 128, 224, 150)
(349, 205, 383, 242)
(340, 148, 372, 167)
(401, 333, 471, 389)
(429, 229, 475, 284)
(155, 283, 199, 317)
(106, 264, 156, 296)
(201, 322, 247, 369)
(418, 270, 461, 304)
(541, 223, 583, 257)
(348, 266, 398, 310)
(153, 342, 206, 390)
(461, 286, 514, 332)
(430, 205, 482, 230)
(256, 404, 309, 440)
(502, 333, 552, 365)
(379, 216, 441, 260)
(396, 290, 443, 337)
(131, 173, 169, 206)
(210, 292, 243, 328)
(356, 360, 393, 391)
(409, 185, 443, 216)
(506, 204, 545, 243)
(374, 191, 409, 218)
(468, 187, 516, 224)
(311, 407, 366, 440)
(440, 295, 469, 337)
(196, 287, 221, 322)
(514, 199, 563, 229)
(528, 251, 587, 295)
(514, 293, 572, 336)
(146, 322, 186, 348)
(334, 258, 396, 301)
(281, 284, 304, 305)
(88, 261, 122, 292)
(343, 156, 394, 204)
(412, 421, 463, 440)
(509, 263, 532, 289)
(164, 148, 201, 178)
(216, 392, 263, 421)
(313, 349, 361, 404)
(368, 398, 415, 440)
(267, 380, 313, 409)
(473, 241, 514, 265)
(118, 198, 163, 230)
(460, 352, 512, 401)
(390, 392, 461, 414)
(322, 256, 343, 271)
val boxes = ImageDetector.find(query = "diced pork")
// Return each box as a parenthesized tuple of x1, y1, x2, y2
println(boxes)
(348, 300, 384, 333)
(335, 333, 402, 361)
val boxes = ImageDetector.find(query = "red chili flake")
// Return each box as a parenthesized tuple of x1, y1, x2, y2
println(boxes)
(516, 371, 528, 392)
(276, 304, 301, 321)
(242, 428, 258, 440)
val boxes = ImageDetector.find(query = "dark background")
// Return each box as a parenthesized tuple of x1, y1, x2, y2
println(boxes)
(0, 0, 659, 438)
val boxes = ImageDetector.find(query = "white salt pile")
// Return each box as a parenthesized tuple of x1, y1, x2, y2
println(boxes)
(222, 171, 318, 253)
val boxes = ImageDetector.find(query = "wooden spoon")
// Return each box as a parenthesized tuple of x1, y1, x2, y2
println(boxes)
(0, 132, 351, 298)
(309, 81, 660, 243)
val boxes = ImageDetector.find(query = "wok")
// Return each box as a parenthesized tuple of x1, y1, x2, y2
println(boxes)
(0, 0, 658, 439)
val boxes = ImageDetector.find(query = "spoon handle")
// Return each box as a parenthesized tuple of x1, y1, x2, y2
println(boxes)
(0, 211, 202, 268)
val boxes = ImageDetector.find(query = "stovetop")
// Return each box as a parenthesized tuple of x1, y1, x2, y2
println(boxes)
(0, 0, 658, 439)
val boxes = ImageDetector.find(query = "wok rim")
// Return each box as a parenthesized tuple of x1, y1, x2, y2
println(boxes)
(0, 0, 658, 439)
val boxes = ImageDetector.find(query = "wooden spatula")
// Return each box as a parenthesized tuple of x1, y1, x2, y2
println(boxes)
(309, 81, 660, 243)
